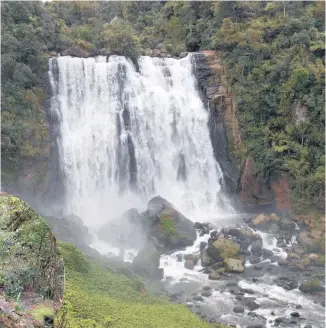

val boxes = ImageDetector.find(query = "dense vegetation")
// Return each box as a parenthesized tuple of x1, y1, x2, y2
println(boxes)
(56, 242, 227, 328)
(1, 1, 324, 212)
(0, 194, 63, 327)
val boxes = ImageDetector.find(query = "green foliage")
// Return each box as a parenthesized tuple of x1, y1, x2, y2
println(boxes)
(102, 20, 141, 65)
(56, 242, 227, 328)
(31, 305, 55, 321)
(0, 195, 64, 301)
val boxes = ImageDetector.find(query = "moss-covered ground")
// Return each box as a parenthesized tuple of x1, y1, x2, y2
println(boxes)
(55, 243, 228, 328)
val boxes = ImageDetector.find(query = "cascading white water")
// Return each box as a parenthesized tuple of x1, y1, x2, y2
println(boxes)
(49, 54, 234, 226)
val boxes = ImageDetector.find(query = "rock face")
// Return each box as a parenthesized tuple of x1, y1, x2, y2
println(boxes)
(145, 196, 197, 250)
(207, 238, 240, 261)
(192, 51, 239, 195)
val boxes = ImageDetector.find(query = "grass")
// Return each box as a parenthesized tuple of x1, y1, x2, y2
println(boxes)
(31, 305, 55, 321)
(56, 243, 229, 328)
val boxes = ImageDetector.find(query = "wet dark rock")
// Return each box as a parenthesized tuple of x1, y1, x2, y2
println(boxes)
(236, 295, 243, 301)
(233, 306, 245, 313)
(303, 325, 313, 328)
(262, 248, 274, 259)
(203, 285, 212, 290)
(278, 259, 288, 266)
(251, 239, 263, 257)
(200, 241, 207, 251)
(241, 288, 255, 295)
(194, 222, 203, 229)
(245, 300, 260, 311)
(270, 255, 280, 263)
(184, 259, 195, 270)
(201, 249, 215, 267)
(277, 240, 287, 248)
(281, 219, 296, 231)
(201, 290, 212, 297)
(275, 317, 284, 323)
(192, 295, 204, 302)
(146, 196, 197, 250)
(199, 230, 207, 237)
(295, 305, 302, 309)
(248, 256, 260, 264)
(176, 253, 183, 262)
(290, 312, 300, 317)
(210, 230, 218, 238)
(208, 272, 220, 280)
(274, 276, 299, 290)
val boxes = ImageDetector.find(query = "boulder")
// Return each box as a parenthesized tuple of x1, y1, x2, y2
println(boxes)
(184, 259, 195, 270)
(298, 232, 320, 253)
(179, 52, 188, 58)
(200, 249, 215, 267)
(132, 244, 163, 280)
(248, 256, 260, 264)
(251, 213, 280, 231)
(208, 272, 220, 280)
(184, 254, 198, 270)
(207, 238, 240, 261)
(224, 258, 245, 273)
(233, 306, 244, 313)
(245, 300, 260, 311)
(146, 196, 197, 250)
(262, 248, 274, 259)
(200, 241, 207, 251)
(280, 219, 296, 231)
(251, 239, 263, 257)
(299, 280, 324, 293)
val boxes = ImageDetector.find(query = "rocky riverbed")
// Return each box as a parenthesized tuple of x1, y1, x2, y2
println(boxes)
(48, 195, 325, 328)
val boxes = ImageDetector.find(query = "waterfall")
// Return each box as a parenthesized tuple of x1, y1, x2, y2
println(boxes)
(49, 54, 234, 226)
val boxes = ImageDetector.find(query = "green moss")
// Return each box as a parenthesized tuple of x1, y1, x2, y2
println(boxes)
(31, 305, 54, 321)
(56, 242, 228, 328)
(315, 255, 325, 267)
(299, 279, 324, 293)
(159, 214, 176, 235)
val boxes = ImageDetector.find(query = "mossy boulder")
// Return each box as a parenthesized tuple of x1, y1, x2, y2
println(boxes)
(207, 238, 240, 261)
(299, 279, 324, 293)
(298, 231, 323, 253)
(224, 258, 244, 273)
(145, 196, 196, 250)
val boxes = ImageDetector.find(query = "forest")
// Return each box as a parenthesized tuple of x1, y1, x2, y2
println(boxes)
(1, 1, 325, 212)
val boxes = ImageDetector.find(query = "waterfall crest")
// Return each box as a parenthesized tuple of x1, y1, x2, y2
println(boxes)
(49, 54, 234, 226)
